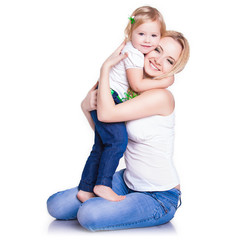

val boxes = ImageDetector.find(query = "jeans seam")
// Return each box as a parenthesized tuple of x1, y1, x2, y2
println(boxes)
(150, 193, 169, 213)
(94, 208, 160, 231)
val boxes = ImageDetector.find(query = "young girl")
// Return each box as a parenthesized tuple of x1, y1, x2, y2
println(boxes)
(77, 6, 173, 202)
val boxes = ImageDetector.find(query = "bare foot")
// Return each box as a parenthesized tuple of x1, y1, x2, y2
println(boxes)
(93, 185, 126, 201)
(77, 190, 96, 203)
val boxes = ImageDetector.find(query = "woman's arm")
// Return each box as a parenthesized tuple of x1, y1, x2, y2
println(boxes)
(81, 82, 98, 130)
(98, 66, 174, 122)
(81, 102, 95, 130)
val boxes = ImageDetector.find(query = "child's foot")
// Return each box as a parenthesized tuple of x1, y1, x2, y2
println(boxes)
(77, 190, 96, 203)
(93, 185, 126, 202)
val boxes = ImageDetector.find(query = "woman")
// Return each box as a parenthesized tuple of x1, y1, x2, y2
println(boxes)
(47, 31, 190, 231)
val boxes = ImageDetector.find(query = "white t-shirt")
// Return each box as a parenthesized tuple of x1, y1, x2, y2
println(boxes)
(123, 111, 180, 191)
(109, 41, 144, 101)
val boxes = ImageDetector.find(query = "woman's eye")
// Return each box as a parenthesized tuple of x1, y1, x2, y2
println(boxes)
(167, 59, 174, 65)
(155, 48, 161, 53)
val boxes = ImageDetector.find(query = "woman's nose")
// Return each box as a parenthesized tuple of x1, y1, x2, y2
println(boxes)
(154, 59, 162, 69)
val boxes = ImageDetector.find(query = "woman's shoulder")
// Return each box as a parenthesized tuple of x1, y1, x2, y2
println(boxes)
(141, 89, 175, 116)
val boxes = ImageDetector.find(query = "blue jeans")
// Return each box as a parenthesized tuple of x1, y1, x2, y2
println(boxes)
(47, 169, 181, 231)
(78, 89, 128, 192)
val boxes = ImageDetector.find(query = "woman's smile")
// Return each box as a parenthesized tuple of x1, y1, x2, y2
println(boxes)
(149, 61, 160, 71)
(144, 37, 183, 77)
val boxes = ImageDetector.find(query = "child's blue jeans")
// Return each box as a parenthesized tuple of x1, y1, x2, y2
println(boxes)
(47, 169, 182, 231)
(78, 89, 128, 192)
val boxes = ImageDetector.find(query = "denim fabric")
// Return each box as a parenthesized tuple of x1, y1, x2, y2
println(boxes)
(47, 170, 181, 231)
(78, 89, 128, 192)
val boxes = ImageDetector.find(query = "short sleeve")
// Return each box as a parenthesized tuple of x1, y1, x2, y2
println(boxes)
(121, 42, 144, 69)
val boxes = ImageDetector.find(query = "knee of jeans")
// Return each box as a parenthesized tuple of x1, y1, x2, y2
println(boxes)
(47, 193, 69, 220)
(77, 202, 98, 231)
(92, 142, 104, 153)
(47, 194, 61, 219)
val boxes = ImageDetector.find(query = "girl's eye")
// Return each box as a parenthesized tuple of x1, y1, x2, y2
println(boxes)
(155, 47, 161, 53)
(152, 34, 158, 37)
(139, 33, 144, 36)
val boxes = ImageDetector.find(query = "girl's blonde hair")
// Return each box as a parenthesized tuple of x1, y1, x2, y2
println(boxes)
(153, 30, 190, 80)
(124, 6, 166, 41)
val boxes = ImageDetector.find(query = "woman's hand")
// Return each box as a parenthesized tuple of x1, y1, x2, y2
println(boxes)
(101, 41, 128, 71)
(81, 81, 98, 112)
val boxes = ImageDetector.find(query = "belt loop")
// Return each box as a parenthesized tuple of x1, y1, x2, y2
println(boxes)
(177, 193, 182, 209)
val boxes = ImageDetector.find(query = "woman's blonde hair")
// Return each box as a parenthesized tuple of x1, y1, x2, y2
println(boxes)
(153, 30, 190, 80)
(124, 6, 166, 41)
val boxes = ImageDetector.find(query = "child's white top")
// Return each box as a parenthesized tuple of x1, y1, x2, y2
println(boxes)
(123, 111, 180, 191)
(109, 41, 144, 101)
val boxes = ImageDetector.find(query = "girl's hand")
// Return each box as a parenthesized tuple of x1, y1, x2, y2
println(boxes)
(81, 81, 98, 112)
(102, 41, 128, 70)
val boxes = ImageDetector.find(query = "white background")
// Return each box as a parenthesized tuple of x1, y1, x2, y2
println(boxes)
(1, 0, 240, 239)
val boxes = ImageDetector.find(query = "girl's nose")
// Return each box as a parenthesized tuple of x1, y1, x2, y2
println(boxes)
(144, 36, 150, 43)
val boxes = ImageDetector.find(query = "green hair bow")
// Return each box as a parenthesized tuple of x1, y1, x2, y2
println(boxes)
(128, 16, 135, 24)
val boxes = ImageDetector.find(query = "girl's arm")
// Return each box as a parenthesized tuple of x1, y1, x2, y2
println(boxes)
(126, 68, 174, 93)
(98, 66, 174, 122)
